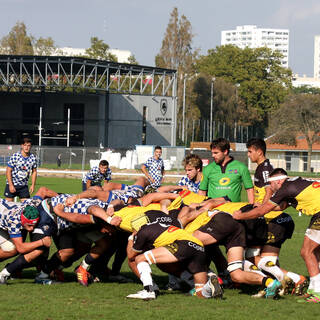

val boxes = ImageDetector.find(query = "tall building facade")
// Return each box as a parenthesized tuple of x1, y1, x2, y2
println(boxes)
(314, 35, 320, 79)
(221, 25, 289, 68)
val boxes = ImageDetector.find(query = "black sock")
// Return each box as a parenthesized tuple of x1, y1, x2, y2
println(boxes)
(43, 254, 62, 274)
(6, 255, 29, 274)
(84, 254, 96, 266)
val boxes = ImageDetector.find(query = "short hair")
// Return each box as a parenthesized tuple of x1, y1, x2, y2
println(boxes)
(21, 137, 32, 145)
(154, 145, 162, 151)
(182, 154, 203, 171)
(246, 138, 266, 156)
(269, 168, 288, 177)
(210, 138, 230, 154)
(99, 160, 109, 167)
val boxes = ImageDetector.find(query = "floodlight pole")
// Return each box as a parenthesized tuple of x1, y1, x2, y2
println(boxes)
(67, 108, 70, 147)
(210, 77, 215, 141)
(39, 107, 42, 147)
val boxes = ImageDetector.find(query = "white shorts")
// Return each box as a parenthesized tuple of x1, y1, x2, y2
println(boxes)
(0, 229, 16, 251)
(305, 228, 320, 244)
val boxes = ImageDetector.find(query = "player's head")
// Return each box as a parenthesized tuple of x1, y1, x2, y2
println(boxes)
(154, 146, 162, 159)
(210, 138, 230, 164)
(182, 154, 203, 180)
(21, 205, 40, 231)
(246, 138, 266, 163)
(268, 168, 288, 192)
(99, 160, 109, 174)
(20, 137, 32, 154)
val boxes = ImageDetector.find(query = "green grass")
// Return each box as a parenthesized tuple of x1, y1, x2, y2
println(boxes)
(0, 175, 317, 319)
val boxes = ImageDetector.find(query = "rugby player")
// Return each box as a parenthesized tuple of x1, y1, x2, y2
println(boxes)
(4, 137, 38, 201)
(233, 168, 320, 302)
(82, 160, 112, 191)
(126, 215, 223, 300)
(141, 146, 165, 190)
(246, 139, 306, 296)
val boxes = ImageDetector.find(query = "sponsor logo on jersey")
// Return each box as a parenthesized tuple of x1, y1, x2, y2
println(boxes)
(219, 177, 231, 186)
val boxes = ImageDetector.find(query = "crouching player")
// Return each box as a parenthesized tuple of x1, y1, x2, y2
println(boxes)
(126, 215, 223, 300)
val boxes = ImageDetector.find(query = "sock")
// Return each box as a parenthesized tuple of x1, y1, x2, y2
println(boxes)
(137, 261, 153, 288)
(201, 281, 212, 298)
(286, 271, 301, 283)
(6, 255, 30, 274)
(243, 260, 266, 276)
(258, 256, 284, 281)
(81, 254, 96, 270)
(311, 273, 320, 293)
(43, 254, 62, 274)
(0, 268, 11, 277)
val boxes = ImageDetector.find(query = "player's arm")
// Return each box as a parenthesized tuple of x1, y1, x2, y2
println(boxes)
(29, 167, 37, 194)
(198, 197, 228, 210)
(53, 203, 95, 224)
(141, 164, 153, 182)
(198, 190, 207, 196)
(35, 186, 58, 199)
(233, 201, 276, 220)
(6, 166, 15, 193)
(246, 188, 254, 204)
(157, 185, 185, 192)
(11, 235, 51, 254)
(65, 189, 100, 206)
(127, 233, 142, 278)
(139, 192, 179, 207)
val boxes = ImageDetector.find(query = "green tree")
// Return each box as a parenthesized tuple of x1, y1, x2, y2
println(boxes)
(197, 45, 292, 127)
(155, 7, 199, 143)
(0, 21, 33, 55)
(128, 54, 138, 65)
(33, 37, 58, 56)
(84, 37, 117, 61)
(268, 93, 320, 172)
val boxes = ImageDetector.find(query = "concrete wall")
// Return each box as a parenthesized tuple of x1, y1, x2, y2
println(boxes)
(107, 94, 174, 148)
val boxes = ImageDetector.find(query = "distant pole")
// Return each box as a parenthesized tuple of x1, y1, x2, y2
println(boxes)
(39, 107, 42, 147)
(67, 108, 70, 147)
(182, 75, 186, 143)
(210, 77, 215, 141)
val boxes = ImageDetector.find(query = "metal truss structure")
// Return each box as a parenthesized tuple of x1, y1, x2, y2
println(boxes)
(0, 55, 177, 96)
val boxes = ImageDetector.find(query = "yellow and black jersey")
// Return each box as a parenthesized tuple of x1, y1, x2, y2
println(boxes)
(254, 159, 273, 204)
(184, 202, 248, 233)
(114, 205, 181, 233)
(168, 190, 207, 210)
(114, 204, 161, 232)
(270, 177, 320, 216)
(132, 223, 203, 253)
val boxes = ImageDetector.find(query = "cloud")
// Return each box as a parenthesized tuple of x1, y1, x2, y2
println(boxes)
(272, 0, 320, 26)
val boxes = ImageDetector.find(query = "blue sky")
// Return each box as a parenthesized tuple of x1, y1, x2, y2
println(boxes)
(1, 0, 319, 76)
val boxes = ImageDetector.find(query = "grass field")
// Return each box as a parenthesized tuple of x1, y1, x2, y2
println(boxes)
(0, 175, 317, 320)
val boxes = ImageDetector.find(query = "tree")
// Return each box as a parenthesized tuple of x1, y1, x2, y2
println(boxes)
(33, 37, 58, 56)
(196, 45, 292, 127)
(84, 37, 117, 61)
(268, 93, 320, 172)
(0, 21, 33, 55)
(155, 7, 199, 123)
(128, 54, 138, 65)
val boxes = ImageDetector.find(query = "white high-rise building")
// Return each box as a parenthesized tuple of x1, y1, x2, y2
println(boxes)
(58, 47, 132, 63)
(314, 35, 320, 79)
(221, 25, 289, 68)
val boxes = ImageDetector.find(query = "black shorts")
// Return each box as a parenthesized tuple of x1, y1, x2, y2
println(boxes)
(198, 212, 246, 251)
(4, 184, 30, 199)
(53, 229, 78, 250)
(308, 212, 320, 230)
(240, 217, 268, 247)
(266, 212, 294, 248)
(164, 240, 207, 274)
